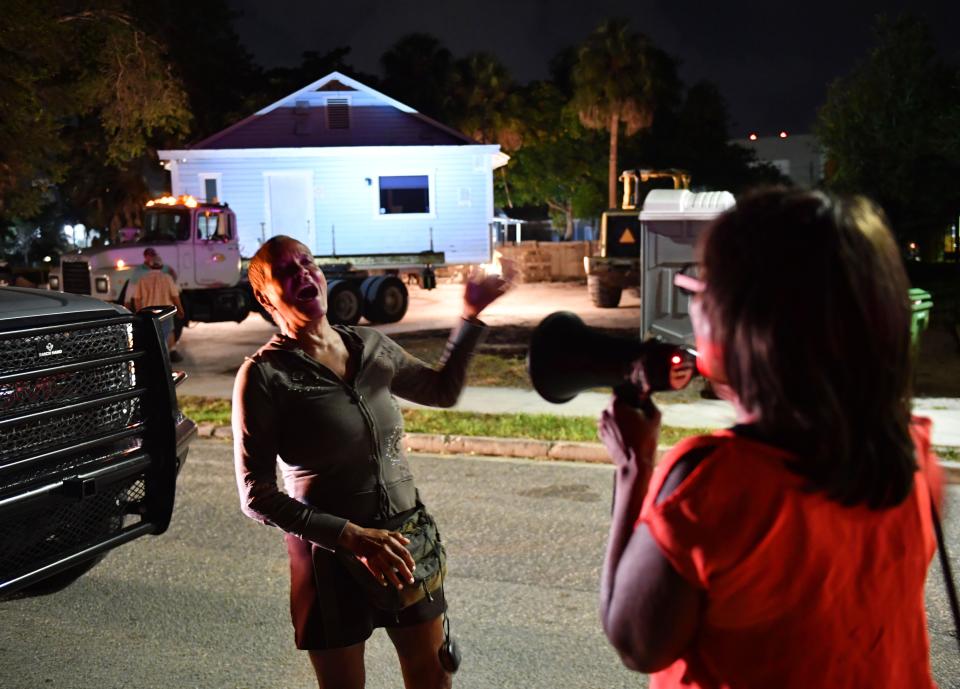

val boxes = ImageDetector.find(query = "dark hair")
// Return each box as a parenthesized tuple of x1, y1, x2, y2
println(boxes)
(699, 188, 915, 508)
(247, 235, 308, 303)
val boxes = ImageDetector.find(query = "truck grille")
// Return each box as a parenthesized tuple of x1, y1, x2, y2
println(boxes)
(62, 261, 92, 294)
(0, 441, 141, 500)
(0, 360, 135, 415)
(0, 397, 141, 464)
(0, 477, 146, 581)
(0, 312, 173, 593)
(0, 323, 131, 376)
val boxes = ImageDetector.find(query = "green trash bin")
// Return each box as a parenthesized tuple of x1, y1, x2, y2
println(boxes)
(908, 287, 933, 348)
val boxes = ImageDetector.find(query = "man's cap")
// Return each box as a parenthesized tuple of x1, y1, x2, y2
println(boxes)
(143, 247, 158, 257)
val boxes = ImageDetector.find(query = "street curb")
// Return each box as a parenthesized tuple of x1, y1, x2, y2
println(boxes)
(198, 424, 614, 463)
(199, 425, 960, 481)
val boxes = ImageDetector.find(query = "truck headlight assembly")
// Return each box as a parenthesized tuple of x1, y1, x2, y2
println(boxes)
(95, 277, 109, 293)
(49, 275, 60, 290)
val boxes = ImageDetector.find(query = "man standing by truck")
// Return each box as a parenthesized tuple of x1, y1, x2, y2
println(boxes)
(132, 254, 185, 362)
(124, 247, 177, 309)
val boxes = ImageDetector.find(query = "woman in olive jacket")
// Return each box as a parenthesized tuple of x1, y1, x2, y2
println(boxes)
(233, 235, 510, 689)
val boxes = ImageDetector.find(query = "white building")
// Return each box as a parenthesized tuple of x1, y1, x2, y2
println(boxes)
(159, 72, 507, 262)
(733, 133, 824, 188)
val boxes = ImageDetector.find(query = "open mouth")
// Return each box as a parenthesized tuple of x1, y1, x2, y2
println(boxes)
(296, 283, 319, 301)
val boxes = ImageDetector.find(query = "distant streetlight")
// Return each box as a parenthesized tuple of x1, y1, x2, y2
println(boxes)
(748, 132, 758, 141)
(43, 255, 52, 263)
(779, 131, 789, 139)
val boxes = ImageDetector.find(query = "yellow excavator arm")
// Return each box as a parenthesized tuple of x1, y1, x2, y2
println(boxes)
(619, 169, 691, 210)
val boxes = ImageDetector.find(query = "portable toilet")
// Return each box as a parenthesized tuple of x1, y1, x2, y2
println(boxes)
(639, 189, 735, 343)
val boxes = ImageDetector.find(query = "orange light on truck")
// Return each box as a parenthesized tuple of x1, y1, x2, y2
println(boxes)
(116, 259, 126, 269)
(146, 194, 198, 208)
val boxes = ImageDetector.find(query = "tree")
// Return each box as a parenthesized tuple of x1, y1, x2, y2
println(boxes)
(571, 19, 677, 208)
(0, 0, 191, 245)
(379, 34, 454, 120)
(448, 53, 522, 149)
(132, 0, 262, 140)
(816, 15, 960, 257)
(505, 82, 606, 238)
(624, 80, 789, 193)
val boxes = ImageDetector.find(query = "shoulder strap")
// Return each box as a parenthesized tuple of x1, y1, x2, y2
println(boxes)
(929, 493, 960, 655)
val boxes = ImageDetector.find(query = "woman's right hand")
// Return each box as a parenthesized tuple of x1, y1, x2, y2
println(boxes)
(337, 522, 416, 590)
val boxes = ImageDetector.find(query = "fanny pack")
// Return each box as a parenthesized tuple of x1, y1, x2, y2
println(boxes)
(336, 501, 447, 612)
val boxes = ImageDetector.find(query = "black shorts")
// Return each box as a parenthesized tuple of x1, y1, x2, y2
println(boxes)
(284, 533, 447, 650)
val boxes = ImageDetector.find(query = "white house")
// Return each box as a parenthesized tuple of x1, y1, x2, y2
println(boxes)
(158, 72, 508, 263)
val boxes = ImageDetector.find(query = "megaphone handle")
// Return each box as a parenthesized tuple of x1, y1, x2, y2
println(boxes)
(614, 382, 658, 419)
(614, 382, 643, 408)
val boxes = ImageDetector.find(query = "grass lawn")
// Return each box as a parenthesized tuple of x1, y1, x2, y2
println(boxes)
(178, 395, 712, 446)
(396, 337, 530, 388)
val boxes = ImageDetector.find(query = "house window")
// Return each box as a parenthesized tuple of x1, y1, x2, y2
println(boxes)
(204, 178, 219, 202)
(200, 173, 221, 203)
(379, 175, 430, 214)
(326, 98, 350, 129)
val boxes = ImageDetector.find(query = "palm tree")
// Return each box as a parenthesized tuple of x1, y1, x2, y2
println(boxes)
(571, 19, 660, 208)
(450, 53, 522, 150)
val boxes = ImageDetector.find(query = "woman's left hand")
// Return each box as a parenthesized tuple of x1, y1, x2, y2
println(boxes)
(598, 393, 661, 473)
(462, 260, 515, 320)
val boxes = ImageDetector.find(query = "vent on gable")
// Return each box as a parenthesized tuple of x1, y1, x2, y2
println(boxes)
(326, 98, 350, 130)
(294, 100, 310, 135)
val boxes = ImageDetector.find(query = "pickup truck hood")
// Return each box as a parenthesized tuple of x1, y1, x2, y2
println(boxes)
(0, 286, 126, 328)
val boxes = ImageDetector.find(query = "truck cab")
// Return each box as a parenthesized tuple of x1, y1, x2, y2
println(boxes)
(51, 196, 251, 325)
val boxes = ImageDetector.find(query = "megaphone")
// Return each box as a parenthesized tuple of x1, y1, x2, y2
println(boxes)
(527, 311, 696, 404)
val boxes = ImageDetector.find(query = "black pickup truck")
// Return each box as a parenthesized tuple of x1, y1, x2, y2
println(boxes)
(0, 287, 196, 596)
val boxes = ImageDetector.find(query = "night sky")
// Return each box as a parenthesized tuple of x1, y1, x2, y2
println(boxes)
(228, 0, 958, 137)
(231, 0, 960, 137)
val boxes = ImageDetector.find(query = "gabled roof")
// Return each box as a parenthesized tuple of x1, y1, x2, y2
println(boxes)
(188, 71, 479, 150)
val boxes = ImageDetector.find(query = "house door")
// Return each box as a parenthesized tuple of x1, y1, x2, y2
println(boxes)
(266, 172, 315, 251)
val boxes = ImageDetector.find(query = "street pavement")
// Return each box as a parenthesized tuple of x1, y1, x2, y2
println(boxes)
(2, 440, 959, 689)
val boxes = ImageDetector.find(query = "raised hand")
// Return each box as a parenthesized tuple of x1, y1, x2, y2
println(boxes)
(462, 259, 516, 320)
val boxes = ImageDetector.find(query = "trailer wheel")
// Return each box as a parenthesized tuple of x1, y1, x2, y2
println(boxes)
(588, 275, 622, 308)
(327, 279, 362, 325)
(360, 276, 382, 321)
(362, 275, 408, 324)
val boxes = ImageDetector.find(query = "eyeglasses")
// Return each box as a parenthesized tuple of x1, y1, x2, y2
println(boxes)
(674, 263, 705, 297)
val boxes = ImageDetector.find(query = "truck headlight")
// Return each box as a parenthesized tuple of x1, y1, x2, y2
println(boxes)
(49, 275, 60, 290)
(95, 277, 109, 293)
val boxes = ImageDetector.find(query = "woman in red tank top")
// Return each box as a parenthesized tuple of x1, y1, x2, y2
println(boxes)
(597, 188, 943, 688)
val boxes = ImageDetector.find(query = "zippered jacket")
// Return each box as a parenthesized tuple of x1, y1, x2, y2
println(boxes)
(232, 319, 486, 550)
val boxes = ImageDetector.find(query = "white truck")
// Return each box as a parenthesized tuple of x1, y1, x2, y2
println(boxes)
(49, 195, 444, 329)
